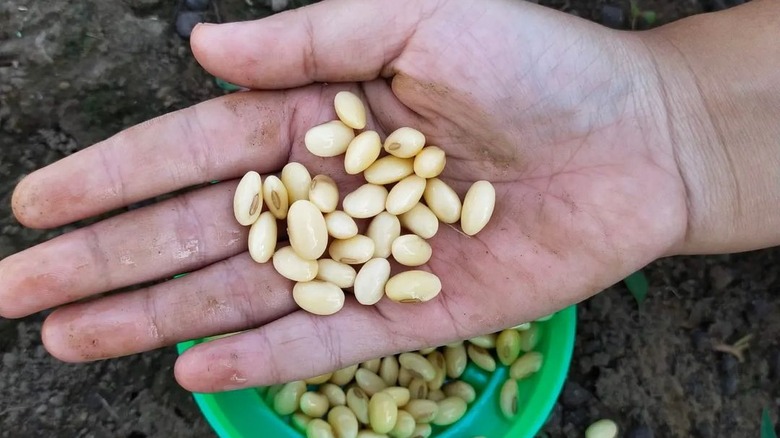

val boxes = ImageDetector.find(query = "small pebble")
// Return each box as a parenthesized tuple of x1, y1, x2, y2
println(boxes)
(600, 4, 625, 29)
(175, 11, 203, 39)
(2, 352, 18, 368)
(562, 382, 592, 408)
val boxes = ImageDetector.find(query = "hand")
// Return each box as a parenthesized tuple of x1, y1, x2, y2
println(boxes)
(0, 0, 687, 392)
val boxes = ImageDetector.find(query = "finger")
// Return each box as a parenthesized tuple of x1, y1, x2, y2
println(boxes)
(173, 294, 465, 393)
(0, 182, 247, 319)
(40, 253, 296, 362)
(11, 90, 295, 229)
(189, 0, 433, 88)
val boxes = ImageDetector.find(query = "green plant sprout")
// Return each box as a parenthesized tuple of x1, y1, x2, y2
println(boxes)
(629, 0, 657, 29)
(624, 270, 648, 305)
(761, 408, 777, 438)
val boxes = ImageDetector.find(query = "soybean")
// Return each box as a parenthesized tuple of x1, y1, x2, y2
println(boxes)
(383, 127, 425, 159)
(499, 378, 519, 419)
(398, 203, 439, 240)
(309, 175, 340, 213)
(442, 381, 476, 404)
(366, 212, 401, 258)
(361, 358, 382, 374)
(345, 130, 382, 174)
(379, 356, 400, 387)
(329, 235, 376, 265)
(403, 400, 438, 424)
(331, 364, 359, 386)
(422, 178, 461, 224)
(320, 383, 347, 407)
(274, 380, 307, 416)
(385, 271, 442, 303)
(282, 162, 312, 203)
(307, 418, 336, 438)
(288, 200, 329, 260)
(363, 156, 414, 185)
(316, 259, 357, 289)
(355, 368, 388, 396)
(385, 175, 426, 215)
(391, 235, 432, 267)
(343, 184, 388, 218)
(460, 180, 496, 235)
(381, 387, 410, 407)
(328, 405, 359, 438)
(233, 171, 263, 226)
(466, 344, 496, 372)
(300, 391, 330, 418)
(305, 120, 355, 157)
(398, 353, 436, 382)
(411, 423, 432, 438)
(346, 387, 370, 425)
(334, 91, 367, 130)
(292, 280, 346, 316)
(509, 352, 543, 380)
(431, 397, 467, 426)
(413, 146, 446, 179)
(388, 410, 416, 438)
(368, 392, 397, 434)
(248, 211, 277, 263)
(354, 258, 391, 305)
(444, 344, 468, 379)
(585, 419, 619, 438)
(262, 175, 289, 220)
(324, 210, 359, 240)
(468, 334, 497, 349)
(272, 246, 319, 282)
(497, 329, 522, 366)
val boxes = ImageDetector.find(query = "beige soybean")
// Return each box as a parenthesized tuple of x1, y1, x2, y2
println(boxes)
(469, 334, 497, 349)
(391, 235, 432, 267)
(411, 423, 432, 438)
(512, 322, 531, 331)
(389, 410, 416, 438)
(398, 353, 436, 382)
(367, 212, 401, 258)
(343, 184, 388, 219)
(300, 391, 330, 418)
(368, 392, 397, 434)
(293, 280, 346, 316)
(259, 176, 285, 221)
(422, 178, 462, 224)
(361, 358, 382, 374)
(363, 156, 415, 185)
(431, 397, 467, 426)
(356, 369, 388, 396)
(325, 211, 359, 240)
(382, 387, 410, 407)
(585, 419, 619, 438)
(427, 390, 446, 402)
(466, 345, 496, 372)
(398, 204, 439, 240)
(307, 418, 336, 438)
(460, 180, 496, 236)
(413, 146, 446, 179)
(328, 405, 360, 438)
(385, 271, 442, 304)
(442, 381, 476, 404)
(282, 162, 312, 203)
(316, 259, 357, 289)
(386, 175, 426, 216)
(407, 378, 428, 400)
(535, 313, 554, 322)
(499, 378, 519, 419)
(334, 91, 367, 130)
(346, 387, 370, 424)
(445, 341, 464, 348)
(425, 352, 446, 391)
(418, 347, 437, 355)
(332, 365, 360, 386)
(272, 246, 319, 282)
(274, 380, 307, 415)
(233, 171, 263, 226)
(320, 383, 347, 407)
(248, 211, 277, 263)
(310, 175, 340, 213)
(306, 373, 334, 385)
(288, 200, 329, 260)
(292, 412, 313, 432)
(379, 356, 400, 387)
(497, 329, 522, 366)
(520, 324, 541, 352)
(397, 367, 413, 387)
(329, 235, 376, 265)
(509, 352, 543, 380)
(403, 400, 438, 423)
(265, 384, 283, 407)
(345, 131, 382, 175)
(354, 258, 391, 305)
(383, 127, 425, 159)
(305, 120, 355, 157)
(444, 344, 468, 379)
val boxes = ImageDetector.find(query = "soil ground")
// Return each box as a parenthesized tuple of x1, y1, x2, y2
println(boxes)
(0, 0, 777, 437)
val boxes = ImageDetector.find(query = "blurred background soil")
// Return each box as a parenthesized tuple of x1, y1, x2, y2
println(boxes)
(0, 0, 777, 437)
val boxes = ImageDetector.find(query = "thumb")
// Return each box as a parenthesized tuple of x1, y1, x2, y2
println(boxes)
(190, 0, 427, 89)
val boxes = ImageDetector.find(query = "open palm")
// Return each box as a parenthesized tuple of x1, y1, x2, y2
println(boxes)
(0, 0, 687, 392)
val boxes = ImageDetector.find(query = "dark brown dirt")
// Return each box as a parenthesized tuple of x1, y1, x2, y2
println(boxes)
(0, 0, 777, 437)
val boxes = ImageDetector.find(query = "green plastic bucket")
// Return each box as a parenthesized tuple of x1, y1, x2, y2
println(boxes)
(176, 305, 576, 438)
